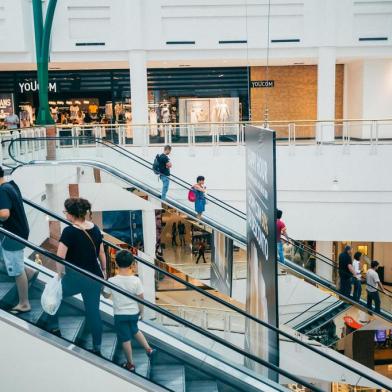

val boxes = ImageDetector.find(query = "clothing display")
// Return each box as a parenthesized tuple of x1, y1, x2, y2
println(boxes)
(125, 110, 132, 138)
(160, 104, 171, 123)
(149, 109, 158, 136)
(105, 102, 113, 119)
(114, 103, 123, 121)
(69, 104, 79, 120)
(88, 103, 98, 115)
(214, 100, 230, 122)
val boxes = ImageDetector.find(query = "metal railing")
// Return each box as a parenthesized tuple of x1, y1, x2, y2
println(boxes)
(1, 118, 392, 151)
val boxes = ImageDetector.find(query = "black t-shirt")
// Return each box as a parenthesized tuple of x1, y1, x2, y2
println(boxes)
(158, 154, 170, 176)
(0, 181, 29, 251)
(338, 252, 352, 280)
(60, 225, 103, 278)
(178, 223, 185, 235)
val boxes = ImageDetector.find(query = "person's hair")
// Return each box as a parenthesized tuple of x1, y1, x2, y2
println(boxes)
(164, 145, 172, 152)
(277, 209, 283, 219)
(0, 166, 4, 178)
(64, 197, 92, 219)
(197, 176, 205, 183)
(353, 251, 362, 261)
(115, 250, 135, 268)
(344, 245, 352, 253)
(371, 260, 379, 269)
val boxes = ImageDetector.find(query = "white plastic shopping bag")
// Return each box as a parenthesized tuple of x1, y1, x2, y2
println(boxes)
(41, 274, 63, 315)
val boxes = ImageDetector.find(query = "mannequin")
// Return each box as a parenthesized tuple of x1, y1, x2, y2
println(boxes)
(114, 103, 123, 122)
(69, 103, 79, 120)
(125, 110, 132, 138)
(214, 99, 230, 122)
(149, 108, 158, 136)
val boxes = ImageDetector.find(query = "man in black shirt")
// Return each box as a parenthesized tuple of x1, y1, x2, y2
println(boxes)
(158, 145, 172, 200)
(0, 166, 35, 314)
(338, 245, 355, 298)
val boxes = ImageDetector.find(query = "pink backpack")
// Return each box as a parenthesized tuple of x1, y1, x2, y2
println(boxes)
(188, 188, 197, 202)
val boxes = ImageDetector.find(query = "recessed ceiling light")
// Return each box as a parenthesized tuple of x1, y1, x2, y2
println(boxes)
(293, 62, 304, 65)
(179, 64, 191, 67)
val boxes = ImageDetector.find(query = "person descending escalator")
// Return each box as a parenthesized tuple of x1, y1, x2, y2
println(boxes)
(44, 198, 107, 356)
(276, 209, 287, 263)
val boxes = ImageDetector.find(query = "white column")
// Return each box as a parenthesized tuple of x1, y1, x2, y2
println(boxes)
(129, 50, 148, 146)
(316, 241, 334, 282)
(317, 47, 336, 142)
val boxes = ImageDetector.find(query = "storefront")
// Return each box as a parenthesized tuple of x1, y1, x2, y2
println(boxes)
(0, 67, 249, 130)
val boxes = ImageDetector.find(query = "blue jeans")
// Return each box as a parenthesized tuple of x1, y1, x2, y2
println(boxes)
(367, 290, 381, 313)
(352, 278, 362, 302)
(160, 175, 170, 200)
(277, 241, 285, 263)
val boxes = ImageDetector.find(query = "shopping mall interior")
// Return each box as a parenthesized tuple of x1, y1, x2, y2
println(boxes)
(0, 1, 392, 392)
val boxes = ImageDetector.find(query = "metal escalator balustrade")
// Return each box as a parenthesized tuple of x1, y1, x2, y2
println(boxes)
(0, 227, 326, 392)
(16, 197, 392, 391)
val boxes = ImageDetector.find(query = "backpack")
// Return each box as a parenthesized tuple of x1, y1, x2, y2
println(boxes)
(152, 154, 161, 175)
(188, 188, 197, 202)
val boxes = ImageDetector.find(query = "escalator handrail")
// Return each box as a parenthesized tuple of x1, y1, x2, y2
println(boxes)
(20, 197, 392, 389)
(282, 236, 391, 297)
(7, 139, 245, 244)
(99, 138, 247, 218)
(283, 295, 333, 326)
(0, 226, 322, 392)
(8, 136, 246, 220)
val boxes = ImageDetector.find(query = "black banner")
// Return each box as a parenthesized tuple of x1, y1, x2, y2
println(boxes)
(245, 126, 278, 373)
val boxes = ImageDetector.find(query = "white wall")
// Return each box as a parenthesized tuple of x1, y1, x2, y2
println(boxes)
(0, 318, 148, 392)
(1, 0, 392, 67)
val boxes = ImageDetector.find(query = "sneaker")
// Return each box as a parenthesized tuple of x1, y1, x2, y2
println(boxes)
(122, 361, 136, 372)
(146, 348, 156, 358)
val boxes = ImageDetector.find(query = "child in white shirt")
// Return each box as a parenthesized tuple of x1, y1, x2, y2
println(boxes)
(103, 250, 155, 372)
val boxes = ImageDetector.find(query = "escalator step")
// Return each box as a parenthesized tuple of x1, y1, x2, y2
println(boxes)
(151, 364, 185, 392)
(100, 332, 117, 361)
(18, 299, 44, 324)
(0, 282, 15, 301)
(58, 316, 84, 342)
(186, 380, 219, 392)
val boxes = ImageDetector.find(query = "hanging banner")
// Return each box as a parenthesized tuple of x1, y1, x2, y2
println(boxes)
(0, 93, 14, 118)
(245, 126, 278, 374)
(210, 230, 233, 296)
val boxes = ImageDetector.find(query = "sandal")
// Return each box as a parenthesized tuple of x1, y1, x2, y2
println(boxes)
(10, 307, 31, 315)
(122, 362, 136, 372)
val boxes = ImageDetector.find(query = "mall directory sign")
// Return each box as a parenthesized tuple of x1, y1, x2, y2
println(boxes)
(245, 126, 279, 372)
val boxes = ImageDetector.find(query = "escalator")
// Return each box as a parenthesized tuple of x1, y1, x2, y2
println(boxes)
(0, 228, 316, 392)
(6, 136, 392, 328)
(2, 193, 390, 390)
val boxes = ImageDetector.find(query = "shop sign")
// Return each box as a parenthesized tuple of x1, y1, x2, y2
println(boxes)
(18, 80, 57, 93)
(0, 93, 14, 117)
(250, 80, 274, 88)
(245, 126, 278, 374)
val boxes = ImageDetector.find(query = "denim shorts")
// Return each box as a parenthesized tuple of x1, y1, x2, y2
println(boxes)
(114, 314, 140, 342)
(0, 246, 24, 277)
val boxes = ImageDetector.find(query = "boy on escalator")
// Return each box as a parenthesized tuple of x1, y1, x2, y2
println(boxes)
(103, 250, 155, 372)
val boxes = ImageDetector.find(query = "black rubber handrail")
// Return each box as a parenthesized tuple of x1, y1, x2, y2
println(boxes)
(100, 138, 247, 218)
(284, 295, 333, 326)
(13, 135, 246, 220)
(0, 227, 323, 392)
(20, 197, 392, 389)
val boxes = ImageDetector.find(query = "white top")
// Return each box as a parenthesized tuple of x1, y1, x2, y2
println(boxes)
(353, 260, 361, 279)
(103, 275, 143, 315)
(366, 269, 380, 293)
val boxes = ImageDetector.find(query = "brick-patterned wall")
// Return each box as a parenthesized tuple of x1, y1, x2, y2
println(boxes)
(250, 65, 344, 122)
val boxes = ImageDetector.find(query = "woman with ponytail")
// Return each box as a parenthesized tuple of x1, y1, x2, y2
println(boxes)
(45, 197, 106, 355)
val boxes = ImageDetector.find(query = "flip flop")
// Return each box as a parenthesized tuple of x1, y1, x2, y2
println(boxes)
(10, 307, 31, 315)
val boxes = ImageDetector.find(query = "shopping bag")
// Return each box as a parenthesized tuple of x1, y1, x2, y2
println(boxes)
(41, 275, 63, 315)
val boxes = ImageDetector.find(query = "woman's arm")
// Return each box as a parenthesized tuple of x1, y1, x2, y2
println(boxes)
(98, 243, 107, 279)
(56, 242, 68, 278)
(193, 184, 206, 192)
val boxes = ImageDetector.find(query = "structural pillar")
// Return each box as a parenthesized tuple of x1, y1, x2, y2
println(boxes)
(316, 241, 334, 282)
(129, 50, 149, 146)
(317, 47, 336, 142)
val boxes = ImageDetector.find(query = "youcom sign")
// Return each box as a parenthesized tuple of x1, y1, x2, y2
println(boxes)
(18, 80, 57, 93)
